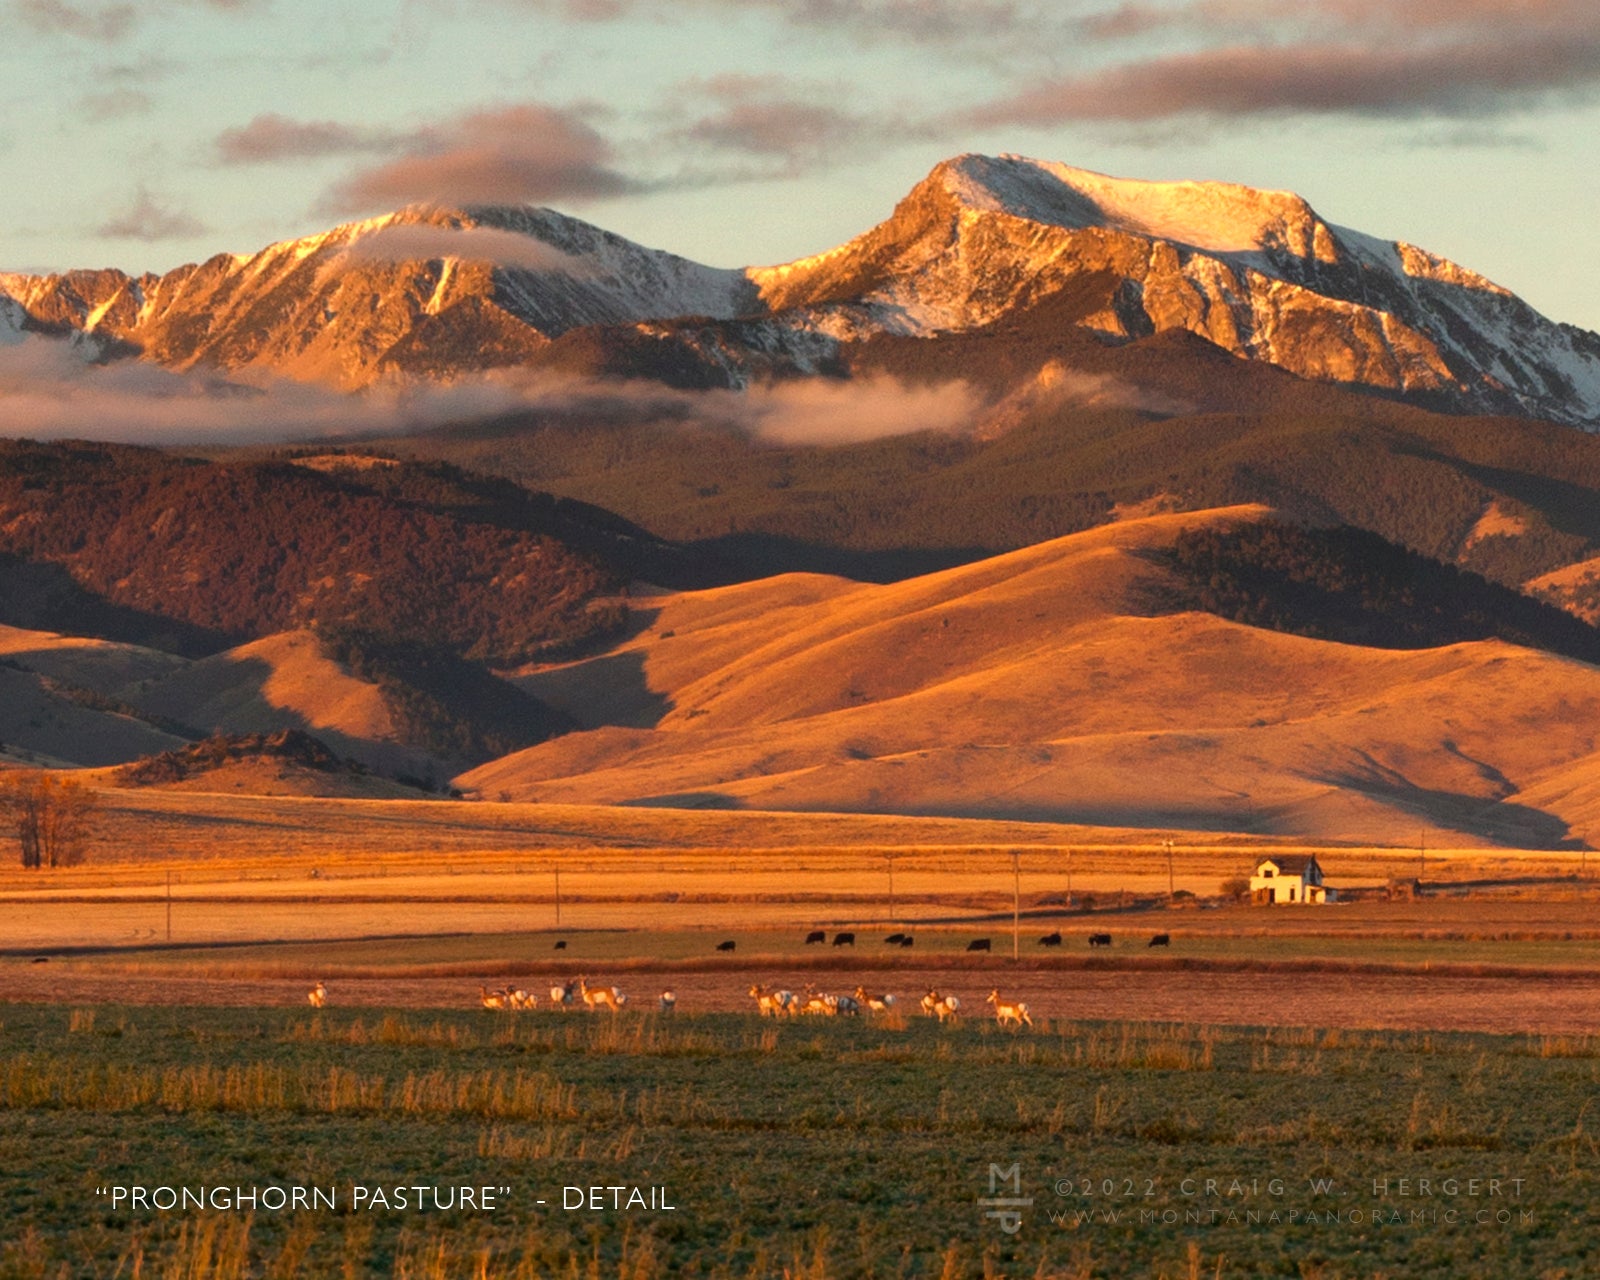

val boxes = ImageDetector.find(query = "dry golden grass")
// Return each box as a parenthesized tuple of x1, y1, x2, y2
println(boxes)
(462, 506, 1600, 849)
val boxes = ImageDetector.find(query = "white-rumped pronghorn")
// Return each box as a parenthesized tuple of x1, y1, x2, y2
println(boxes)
(659, 990, 677, 1013)
(853, 986, 896, 1015)
(507, 988, 536, 1010)
(479, 985, 509, 1010)
(921, 989, 960, 1023)
(307, 981, 327, 1009)
(749, 984, 792, 1018)
(987, 990, 1032, 1029)
(801, 988, 835, 1016)
(579, 977, 624, 1012)
(550, 979, 578, 1009)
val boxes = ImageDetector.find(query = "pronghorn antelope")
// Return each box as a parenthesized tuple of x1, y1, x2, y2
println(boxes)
(659, 990, 677, 1013)
(749, 984, 793, 1018)
(307, 981, 327, 1008)
(578, 977, 624, 1012)
(921, 989, 960, 1023)
(550, 979, 578, 1009)
(801, 989, 835, 1016)
(987, 990, 1033, 1029)
(853, 986, 896, 1015)
(479, 985, 509, 1010)
(507, 988, 537, 1010)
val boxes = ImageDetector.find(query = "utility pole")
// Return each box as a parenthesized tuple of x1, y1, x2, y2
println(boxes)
(1012, 849, 1020, 962)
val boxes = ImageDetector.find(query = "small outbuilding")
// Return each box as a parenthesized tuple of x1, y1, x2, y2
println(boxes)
(1249, 854, 1332, 905)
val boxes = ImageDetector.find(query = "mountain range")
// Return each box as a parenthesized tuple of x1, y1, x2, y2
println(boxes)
(3, 153, 1598, 428)
(7, 155, 1600, 845)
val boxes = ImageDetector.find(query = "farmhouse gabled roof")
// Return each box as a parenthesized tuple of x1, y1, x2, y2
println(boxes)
(1255, 855, 1320, 875)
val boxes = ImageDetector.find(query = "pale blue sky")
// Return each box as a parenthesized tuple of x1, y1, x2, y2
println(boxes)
(3, 0, 1598, 329)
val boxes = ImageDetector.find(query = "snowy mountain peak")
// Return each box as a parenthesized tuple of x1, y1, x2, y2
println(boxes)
(932, 153, 1334, 261)
(1, 153, 1596, 427)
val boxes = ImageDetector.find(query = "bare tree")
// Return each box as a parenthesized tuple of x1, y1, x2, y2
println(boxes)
(0, 772, 98, 868)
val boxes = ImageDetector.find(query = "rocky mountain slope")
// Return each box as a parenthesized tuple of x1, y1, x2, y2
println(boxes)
(2, 155, 1596, 426)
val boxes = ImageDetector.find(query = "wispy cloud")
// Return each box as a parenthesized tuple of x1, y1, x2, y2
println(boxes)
(77, 86, 154, 120)
(95, 188, 207, 241)
(13, 0, 136, 41)
(979, 0, 1600, 123)
(663, 74, 909, 177)
(497, 0, 1031, 43)
(214, 114, 406, 164)
(333, 223, 592, 273)
(11, 0, 262, 41)
(0, 335, 984, 448)
(316, 105, 641, 213)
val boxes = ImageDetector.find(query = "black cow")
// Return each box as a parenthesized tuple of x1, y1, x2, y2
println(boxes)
(1038, 931, 1063, 947)
(1148, 933, 1171, 947)
(716, 940, 737, 952)
(833, 932, 856, 947)
(552, 940, 568, 951)
(885, 932, 906, 945)
(899, 935, 915, 948)
(966, 938, 992, 953)
(804, 930, 826, 945)
(1088, 933, 1113, 948)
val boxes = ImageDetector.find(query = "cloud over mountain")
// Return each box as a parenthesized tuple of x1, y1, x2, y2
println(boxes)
(318, 105, 640, 214)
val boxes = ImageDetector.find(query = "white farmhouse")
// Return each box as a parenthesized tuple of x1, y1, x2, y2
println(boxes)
(1249, 854, 1332, 905)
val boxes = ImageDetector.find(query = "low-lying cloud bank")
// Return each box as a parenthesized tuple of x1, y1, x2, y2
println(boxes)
(0, 333, 983, 446)
(0, 333, 1164, 448)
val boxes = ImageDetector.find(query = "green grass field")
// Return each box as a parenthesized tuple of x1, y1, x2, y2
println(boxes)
(2, 1003, 1597, 1278)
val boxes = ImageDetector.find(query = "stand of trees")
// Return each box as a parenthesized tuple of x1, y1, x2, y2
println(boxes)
(0, 772, 97, 868)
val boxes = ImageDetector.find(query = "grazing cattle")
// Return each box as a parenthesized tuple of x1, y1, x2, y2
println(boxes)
(966, 938, 992, 953)
(550, 979, 578, 1009)
(307, 981, 327, 1009)
(716, 940, 737, 952)
(885, 933, 906, 946)
(1148, 933, 1171, 947)
(659, 990, 677, 1013)
(1088, 933, 1113, 948)
(833, 932, 856, 947)
(899, 935, 914, 948)
(987, 990, 1033, 1029)
(30, 957, 49, 965)
(1038, 932, 1063, 948)
(553, 940, 567, 951)
(804, 930, 827, 945)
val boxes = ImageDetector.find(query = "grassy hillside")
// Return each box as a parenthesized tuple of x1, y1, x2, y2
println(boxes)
(372, 302, 1600, 595)
(0, 442, 666, 663)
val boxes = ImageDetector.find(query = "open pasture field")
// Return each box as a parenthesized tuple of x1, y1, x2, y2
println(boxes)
(1, 1003, 1596, 1279)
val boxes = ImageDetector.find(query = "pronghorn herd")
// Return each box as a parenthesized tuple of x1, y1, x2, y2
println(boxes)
(479, 985, 538, 1010)
(480, 977, 631, 1012)
(465, 977, 1034, 1027)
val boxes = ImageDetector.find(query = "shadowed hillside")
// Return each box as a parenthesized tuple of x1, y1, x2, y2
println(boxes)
(0, 441, 701, 663)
